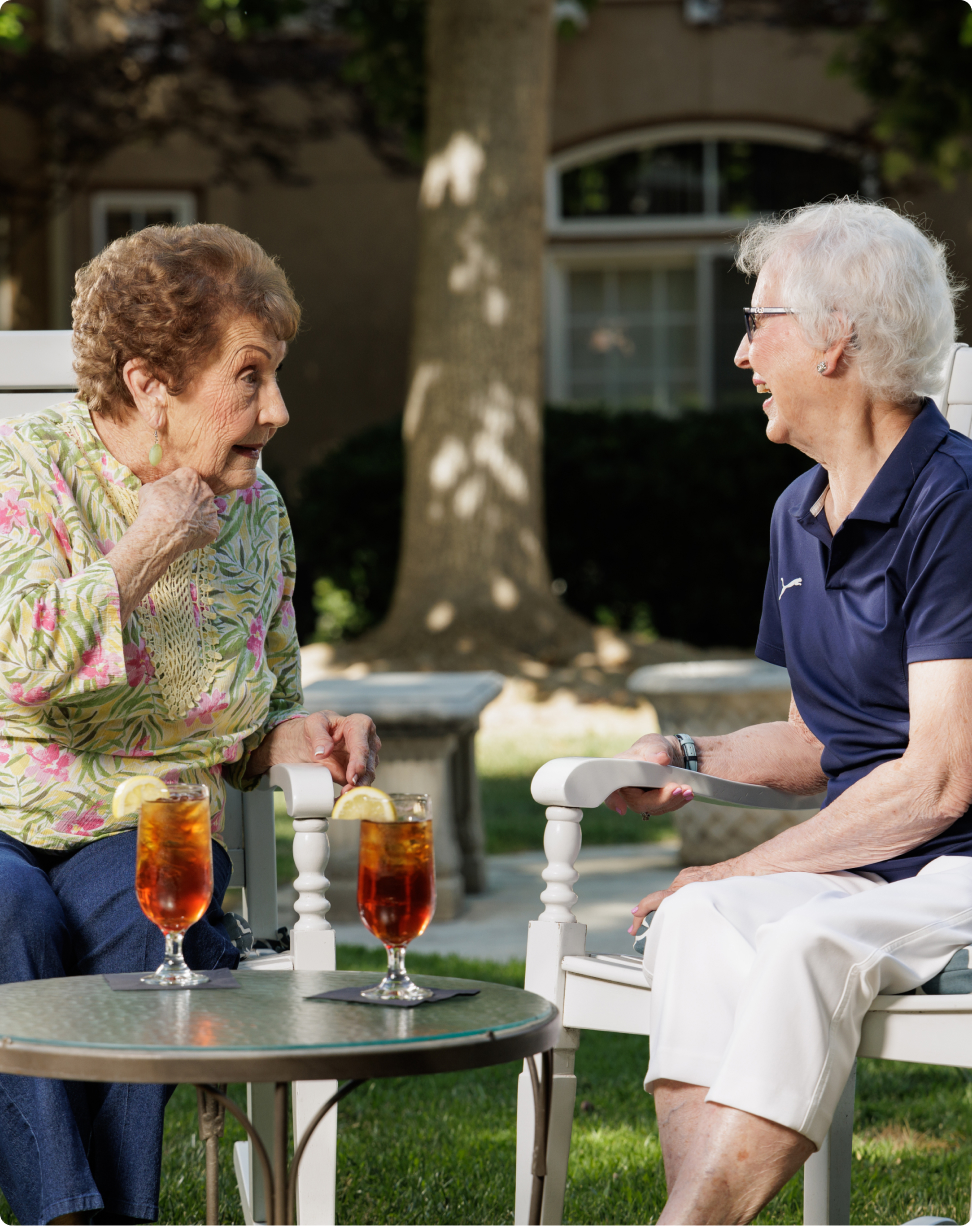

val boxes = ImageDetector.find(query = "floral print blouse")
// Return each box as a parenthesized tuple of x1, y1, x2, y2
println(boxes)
(0, 400, 304, 850)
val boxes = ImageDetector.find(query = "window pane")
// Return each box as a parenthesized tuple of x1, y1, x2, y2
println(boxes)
(570, 270, 605, 313)
(565, 266, 699, 410)
(561, 144, 705, 218)
(145, 210, 177, 226)
(617, 270, 653, 312)
(713, 256, 761, 410)
(106, 211, 134, 243)
(718, 142, 862, 216)
(666, 268, 696, 312)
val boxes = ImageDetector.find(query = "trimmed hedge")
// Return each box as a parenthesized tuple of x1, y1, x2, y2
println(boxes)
(287, 408, 811, 649)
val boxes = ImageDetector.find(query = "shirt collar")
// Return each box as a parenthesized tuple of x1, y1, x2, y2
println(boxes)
(793, 399, 948, 533)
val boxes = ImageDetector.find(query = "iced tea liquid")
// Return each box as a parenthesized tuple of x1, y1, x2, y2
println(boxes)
(136, 797, 213, 934)
(357, 818, 436, 946)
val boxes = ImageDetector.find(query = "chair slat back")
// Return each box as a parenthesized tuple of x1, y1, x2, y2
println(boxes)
(944, 343, 972, 440)
(0, 330, 76, 419)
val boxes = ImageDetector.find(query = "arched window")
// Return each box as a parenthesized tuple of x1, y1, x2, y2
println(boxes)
(546, 131, 872, 412)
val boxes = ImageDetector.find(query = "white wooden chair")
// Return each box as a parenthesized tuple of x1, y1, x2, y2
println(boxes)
(514, 343, 972, 1226)
(0, 330, 341, 1224)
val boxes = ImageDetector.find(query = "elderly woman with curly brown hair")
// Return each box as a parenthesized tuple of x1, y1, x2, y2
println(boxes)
(0, 224, 379, 1226)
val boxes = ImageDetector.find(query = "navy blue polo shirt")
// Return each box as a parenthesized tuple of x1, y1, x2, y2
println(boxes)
(755, 400, 972, 880)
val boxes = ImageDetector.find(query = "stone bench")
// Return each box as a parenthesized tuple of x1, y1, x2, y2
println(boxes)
(302, 670, 504, 921)
(626, 659, 818, 865)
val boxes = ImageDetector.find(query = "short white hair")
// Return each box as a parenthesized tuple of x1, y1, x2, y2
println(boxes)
(736, 199, 962, 406)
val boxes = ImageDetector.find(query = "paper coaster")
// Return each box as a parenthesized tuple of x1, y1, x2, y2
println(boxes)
(103, 968, 240, 991)
(308, 984, 481, 1009)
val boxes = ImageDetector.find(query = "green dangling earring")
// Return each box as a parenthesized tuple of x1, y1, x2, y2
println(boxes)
(148, 429, 162, 468)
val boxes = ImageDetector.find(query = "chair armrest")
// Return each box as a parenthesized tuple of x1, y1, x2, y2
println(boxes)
(268, 763, 336, 817)
(530, 756, 822, 811)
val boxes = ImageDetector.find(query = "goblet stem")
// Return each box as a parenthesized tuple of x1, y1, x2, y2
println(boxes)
(164, 931, 186, 970)
(385, 945, 408, 987)
(360, 943, 432, 1001)
(141, 929, 209, 987)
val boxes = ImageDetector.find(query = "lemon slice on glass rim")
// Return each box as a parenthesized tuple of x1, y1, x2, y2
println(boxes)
(112, 775, 170, 821)
(330, 785, 397, 822)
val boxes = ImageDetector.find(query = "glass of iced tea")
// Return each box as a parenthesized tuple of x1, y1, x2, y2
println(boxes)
(136, 783, 213, 987)
(357, 793, 436, 1002)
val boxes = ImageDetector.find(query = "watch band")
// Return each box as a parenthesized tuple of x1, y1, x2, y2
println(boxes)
(674, 733, 699, 772)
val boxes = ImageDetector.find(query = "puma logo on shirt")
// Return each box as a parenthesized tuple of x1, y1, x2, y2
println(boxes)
(779, 577, 803, 600)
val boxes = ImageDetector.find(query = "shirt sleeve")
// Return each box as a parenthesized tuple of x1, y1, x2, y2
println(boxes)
(755, 518, 786, 668)
(0, 443, 126, 713)
(904, 489, 972, 663)
(222, 494, 305, 790)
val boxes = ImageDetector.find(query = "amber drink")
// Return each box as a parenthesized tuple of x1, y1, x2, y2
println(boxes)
(357, 793, 435, 1001)
(136, 784, 213, 987)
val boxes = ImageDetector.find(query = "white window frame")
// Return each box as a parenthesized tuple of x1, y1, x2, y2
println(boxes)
(545, 241, 737, 409)
(544, 121, 875, 406)
(90, 191, 197, 254)
(546, 120, 863, 240)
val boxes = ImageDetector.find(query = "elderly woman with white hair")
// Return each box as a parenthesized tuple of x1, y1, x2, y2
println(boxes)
(606, 198, 972, 1224)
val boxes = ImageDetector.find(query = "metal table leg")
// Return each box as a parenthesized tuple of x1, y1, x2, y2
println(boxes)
(196, 1084, 227, 1226)
(195, 1079, 366, 1225)
(527, 1048, 554, 1226)
(198, 1059, 552, 1226)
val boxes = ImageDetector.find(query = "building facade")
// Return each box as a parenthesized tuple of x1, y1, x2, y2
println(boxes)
(7, 0, 971, 488)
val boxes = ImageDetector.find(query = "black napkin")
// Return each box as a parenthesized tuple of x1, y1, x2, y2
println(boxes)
(308, 984, 481, 1009)
(104, 968, 240, 991)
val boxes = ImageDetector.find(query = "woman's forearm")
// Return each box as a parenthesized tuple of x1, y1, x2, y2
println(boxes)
(692, 720, 828, 795)
(737, 754, 968, 875)
(107, 523, 182, 623)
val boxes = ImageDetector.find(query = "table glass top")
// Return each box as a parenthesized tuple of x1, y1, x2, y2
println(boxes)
(0, 971, 555, 1054)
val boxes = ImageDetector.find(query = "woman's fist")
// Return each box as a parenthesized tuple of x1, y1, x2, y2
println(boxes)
(135, 468, 220, 558)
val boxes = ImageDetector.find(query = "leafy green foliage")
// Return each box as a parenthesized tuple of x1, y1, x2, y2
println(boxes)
(334, 0, 426, 164)
(0, 3, 34, 52)
(289, 416, 404, 643)
(311, 573, 371, 641)
(833, 0, 972, 183)
(286, 409, 810, 650)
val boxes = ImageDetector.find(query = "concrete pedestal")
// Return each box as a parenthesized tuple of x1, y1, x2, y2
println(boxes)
(303, 671, 504, 923)
(627, 659, 819, 865)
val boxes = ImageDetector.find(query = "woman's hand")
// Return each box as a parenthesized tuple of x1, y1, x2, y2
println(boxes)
(135, 468, 220, 557)
(108, 468, 220, 621)
(627, 859, 744, 935)
(605, 733, 696, 817)
(246, 710, 380, 790)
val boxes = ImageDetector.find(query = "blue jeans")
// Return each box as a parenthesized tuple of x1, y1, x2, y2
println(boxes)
(0, 828, 240, 1225)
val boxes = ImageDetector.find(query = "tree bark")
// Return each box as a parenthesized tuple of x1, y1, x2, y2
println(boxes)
(363, 0, 589, 667)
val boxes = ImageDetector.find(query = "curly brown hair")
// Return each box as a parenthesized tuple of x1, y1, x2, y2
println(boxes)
(72, 223, 301, 416)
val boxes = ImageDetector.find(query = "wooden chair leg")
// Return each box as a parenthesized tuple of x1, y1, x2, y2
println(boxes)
(803, 1061, 856, 1226)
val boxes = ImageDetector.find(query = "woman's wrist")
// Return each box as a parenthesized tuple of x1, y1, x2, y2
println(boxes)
(665, 735, 686, 770)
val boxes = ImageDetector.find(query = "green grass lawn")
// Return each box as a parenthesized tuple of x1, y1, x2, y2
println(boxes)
(3, 947, 969, 1225)
(476, 711, 676, 855)
(479, 774, 675, 854)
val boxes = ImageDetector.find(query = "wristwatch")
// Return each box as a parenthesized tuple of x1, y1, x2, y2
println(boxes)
(673, 733, 699, 772)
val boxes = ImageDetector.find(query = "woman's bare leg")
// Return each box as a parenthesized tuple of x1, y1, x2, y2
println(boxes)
(653, 1080, 708, 1187)
(658, 1101, 814, 1225)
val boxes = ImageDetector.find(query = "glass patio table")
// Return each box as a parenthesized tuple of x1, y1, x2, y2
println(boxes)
(0, 969, 559, 1226)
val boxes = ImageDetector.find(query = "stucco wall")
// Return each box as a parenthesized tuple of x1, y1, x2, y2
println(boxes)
(551, 0, 870, 150)
(39, 3, 972, 485)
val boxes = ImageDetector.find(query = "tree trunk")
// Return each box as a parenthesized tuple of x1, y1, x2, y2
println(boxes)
(360, 0, 590, 668)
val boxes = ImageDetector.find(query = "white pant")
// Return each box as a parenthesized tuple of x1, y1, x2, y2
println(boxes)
(641, 855, 972, 1146)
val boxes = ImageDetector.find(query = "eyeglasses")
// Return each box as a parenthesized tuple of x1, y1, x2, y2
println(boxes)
(743, 307, 796, 343)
